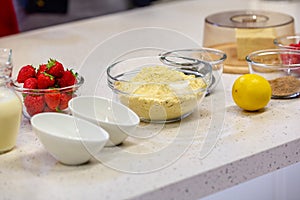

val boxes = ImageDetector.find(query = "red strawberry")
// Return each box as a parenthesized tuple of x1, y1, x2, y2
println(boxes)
(281, 53, 300, 65)
(37, 64, 47, 77)
(59, 92, 73, 110)
(43, 105, 55, 112)
(58, 70, 77, 88)
(290, 42, 300, 49)
(44, 91, 61, 110)
(43, 105, 59, 112)
(17, 65, 36, 83)
(23, 77, 38, 89)
(46, 59, 64, 78)
(37, 72, 55, 89)
(24, 95, 45, 116)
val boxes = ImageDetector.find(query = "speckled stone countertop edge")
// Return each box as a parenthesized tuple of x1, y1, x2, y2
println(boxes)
(130, 138, 300, 200)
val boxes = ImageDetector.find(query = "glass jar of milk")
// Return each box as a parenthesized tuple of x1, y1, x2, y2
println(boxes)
(0, 76, 22, 154)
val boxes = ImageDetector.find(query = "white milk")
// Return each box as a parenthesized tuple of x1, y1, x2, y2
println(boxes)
(0, 88, 22, 153)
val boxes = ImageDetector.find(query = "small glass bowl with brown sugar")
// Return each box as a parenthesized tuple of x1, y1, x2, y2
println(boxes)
(246, 49, 300, 99)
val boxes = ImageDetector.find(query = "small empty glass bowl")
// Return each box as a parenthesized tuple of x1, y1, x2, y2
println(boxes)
(246, 49, 300, 99)
(274, 35, 300, 50)
(160, 48, 226, 94)
(107, 56, 212, 123)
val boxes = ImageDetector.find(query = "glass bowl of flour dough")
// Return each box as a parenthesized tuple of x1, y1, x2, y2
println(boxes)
(107, 55, 212, 123)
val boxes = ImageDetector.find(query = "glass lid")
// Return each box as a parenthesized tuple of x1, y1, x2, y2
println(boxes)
(205, 10, 294, 29)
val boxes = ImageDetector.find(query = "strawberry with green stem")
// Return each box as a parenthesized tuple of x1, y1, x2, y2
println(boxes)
(58, 69, 77, 88)
(36, 64, 47, 77)
(46, 59, 65, 78)
(37, 72, 55, 89)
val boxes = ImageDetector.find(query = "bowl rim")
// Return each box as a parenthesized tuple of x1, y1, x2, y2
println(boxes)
(11, 74, 84, 93)
(31, 112, 109, 142)
(68, 96, 140, 127)
(159, 48, 227, 66)
(246, 49, 300, 69)
(106, 56, 211, 95)
(107, 55, 212, 81)
(274, 35, 300, 49)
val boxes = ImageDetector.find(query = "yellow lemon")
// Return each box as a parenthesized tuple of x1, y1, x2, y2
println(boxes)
(232, 74, 272, 111)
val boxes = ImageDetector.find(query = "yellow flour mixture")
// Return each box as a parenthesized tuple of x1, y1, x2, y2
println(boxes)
(115, 66, 207, 122)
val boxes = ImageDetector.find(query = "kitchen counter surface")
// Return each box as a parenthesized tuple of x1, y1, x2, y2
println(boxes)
(1, 0, 300, 199)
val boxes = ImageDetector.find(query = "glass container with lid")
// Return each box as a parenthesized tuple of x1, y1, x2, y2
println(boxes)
(0, 76, 22, 154)
(203, 10, 295, 74)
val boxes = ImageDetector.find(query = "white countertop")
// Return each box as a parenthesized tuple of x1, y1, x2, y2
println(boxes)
(1, 0, 300, 199)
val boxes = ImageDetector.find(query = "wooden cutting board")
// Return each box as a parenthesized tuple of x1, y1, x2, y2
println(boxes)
(210, 43, 250, 74)
(224, 64, 249, 74)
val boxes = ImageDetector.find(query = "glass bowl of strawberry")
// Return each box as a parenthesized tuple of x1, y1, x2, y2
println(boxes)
(12, 59, 84, 118)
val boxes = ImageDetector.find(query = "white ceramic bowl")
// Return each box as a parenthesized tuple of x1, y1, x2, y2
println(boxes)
(31, 112, 109, 165)
(68, 96, 140, 146)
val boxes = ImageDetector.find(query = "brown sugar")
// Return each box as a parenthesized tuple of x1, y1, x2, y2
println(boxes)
(269, 76, 300, 97)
